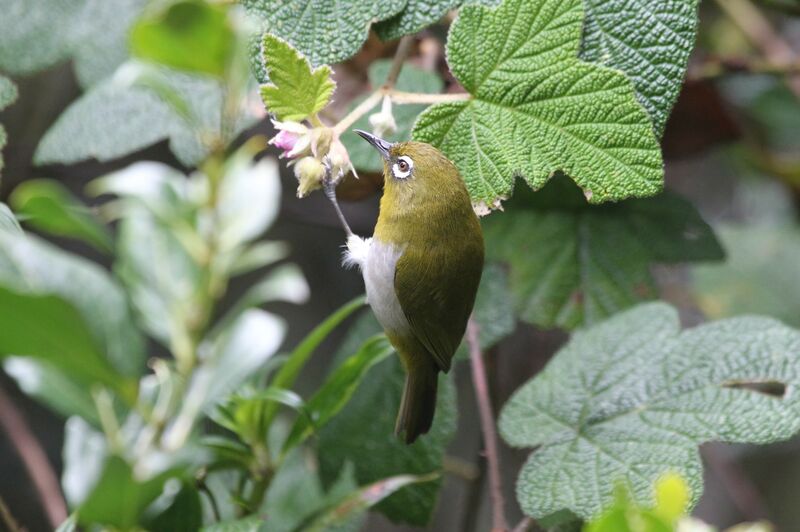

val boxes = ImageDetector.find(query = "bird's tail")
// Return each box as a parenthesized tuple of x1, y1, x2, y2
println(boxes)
(395, 363, 439, 444)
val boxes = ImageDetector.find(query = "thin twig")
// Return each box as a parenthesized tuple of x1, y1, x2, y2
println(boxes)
(688, 56, 800, 80)
(384, 35, 415, 89)
(466, 318, 509, 532)
(511, 517, 535, 532)
(390, 90, 472, 104)
(0, 385, 67, 528)
(333, 90, 384, 135)
(0, 496, 23, 532)
(701, 445, 770, 521)
(714, 0, 800, 95)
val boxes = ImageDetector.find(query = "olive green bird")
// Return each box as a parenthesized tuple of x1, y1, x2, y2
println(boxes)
(322, 130, 484, 444)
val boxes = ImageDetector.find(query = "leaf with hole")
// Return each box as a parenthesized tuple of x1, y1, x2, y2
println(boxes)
(499, 302, 800, 521)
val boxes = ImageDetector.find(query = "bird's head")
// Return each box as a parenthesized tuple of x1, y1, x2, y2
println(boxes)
(355, 130, 465, 205)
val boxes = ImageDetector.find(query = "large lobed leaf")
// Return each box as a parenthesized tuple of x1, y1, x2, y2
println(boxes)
(243, 0, 406, 81)
(499, 302, 800, 521)
(484, 177, 722, 329)
(413, 0, 663, 207)
(260, 34, 335, 121)
(318, 313, 457, 526)
(374, 0, 499, 41)
(581, 0, 699, 136)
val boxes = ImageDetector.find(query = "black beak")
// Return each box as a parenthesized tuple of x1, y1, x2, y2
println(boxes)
(355, 129, 392, 160)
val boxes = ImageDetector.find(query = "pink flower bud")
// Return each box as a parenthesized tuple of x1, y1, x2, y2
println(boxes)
(269, 120, 311, 159)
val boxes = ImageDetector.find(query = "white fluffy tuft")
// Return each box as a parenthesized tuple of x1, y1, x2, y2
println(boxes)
(342, 235, 371, 269)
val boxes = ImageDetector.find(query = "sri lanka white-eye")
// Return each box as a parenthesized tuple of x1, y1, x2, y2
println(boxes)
(323, 130, 484, 444)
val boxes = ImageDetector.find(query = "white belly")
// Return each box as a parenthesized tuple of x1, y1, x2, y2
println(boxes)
(344, 235, 409, 335)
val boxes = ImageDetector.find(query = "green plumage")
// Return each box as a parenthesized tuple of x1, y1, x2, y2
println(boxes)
(373, 141, 484, 443)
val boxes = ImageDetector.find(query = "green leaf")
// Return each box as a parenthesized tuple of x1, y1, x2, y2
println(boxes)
(144, 481, 203, 532)
(243, 0, 406, 81)
(203, 517, 262, 532)
(0, 288, 134, 399)
(499, 302, 800, 521)
(35, 65, 254, 167)
(413, 0, 663, 207)
(300, 473, 439, 532)
(580, 0, 699, 136)
(131, 0, 235, 77)
(55, 514, 78, 532)
(9, 179, 112, 252)
(62, 417, 108, 507)
(260, 34, 336, 121)
(0, 202, 22, 234)
(692, 225, 800, 329)
(282, 335, 394, 451)
(0, 0, 146, 87)
(262, 450, 362, 532)
(0, 230, 145, 384)
(103, 163, 202, 345)
(164, 309, 286, 449)
(216, 143, 283, 252)
(0, 75, 18, 176)
(318, 314, 457, 526)
(471, 262, 515, 348)
(4, 358, 100, 423)
(583, 473, 690, 532)
(484, 177, 723, 329)
(77, 455, 178, 528)
(261, 296, 366, 430)
(374, 0, 499, 41)
(342, 60, 443, 173)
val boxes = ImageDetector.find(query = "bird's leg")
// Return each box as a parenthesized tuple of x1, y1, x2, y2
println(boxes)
(321, 157, 354, 238)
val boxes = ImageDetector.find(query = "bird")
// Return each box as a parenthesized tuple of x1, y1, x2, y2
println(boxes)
(321, 130, 484, 444)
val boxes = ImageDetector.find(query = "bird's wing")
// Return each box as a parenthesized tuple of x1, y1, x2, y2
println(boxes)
(394, 239, 483, 373)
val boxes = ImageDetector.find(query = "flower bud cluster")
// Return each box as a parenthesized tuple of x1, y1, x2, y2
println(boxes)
(269, 119, 356, 198)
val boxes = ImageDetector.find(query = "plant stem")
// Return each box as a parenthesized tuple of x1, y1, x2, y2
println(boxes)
(511, 517, 535, 532)
(688, 56, 800, 80)
(702, 444, 769, 521)
(390, 90, 472, 104)
(384, 35, 415, 89)
(0, 496, 22, 532)
(466, 318, 509, 532)
(0, 385, 67, 528)
(714, 0, 800, 95)
(332, 34, 471, 135)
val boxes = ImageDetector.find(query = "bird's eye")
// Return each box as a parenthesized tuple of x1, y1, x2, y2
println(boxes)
(393, 156, 414, 179)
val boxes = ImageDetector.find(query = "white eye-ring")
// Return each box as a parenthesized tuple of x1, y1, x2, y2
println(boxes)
(392, 156, 414, 179)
